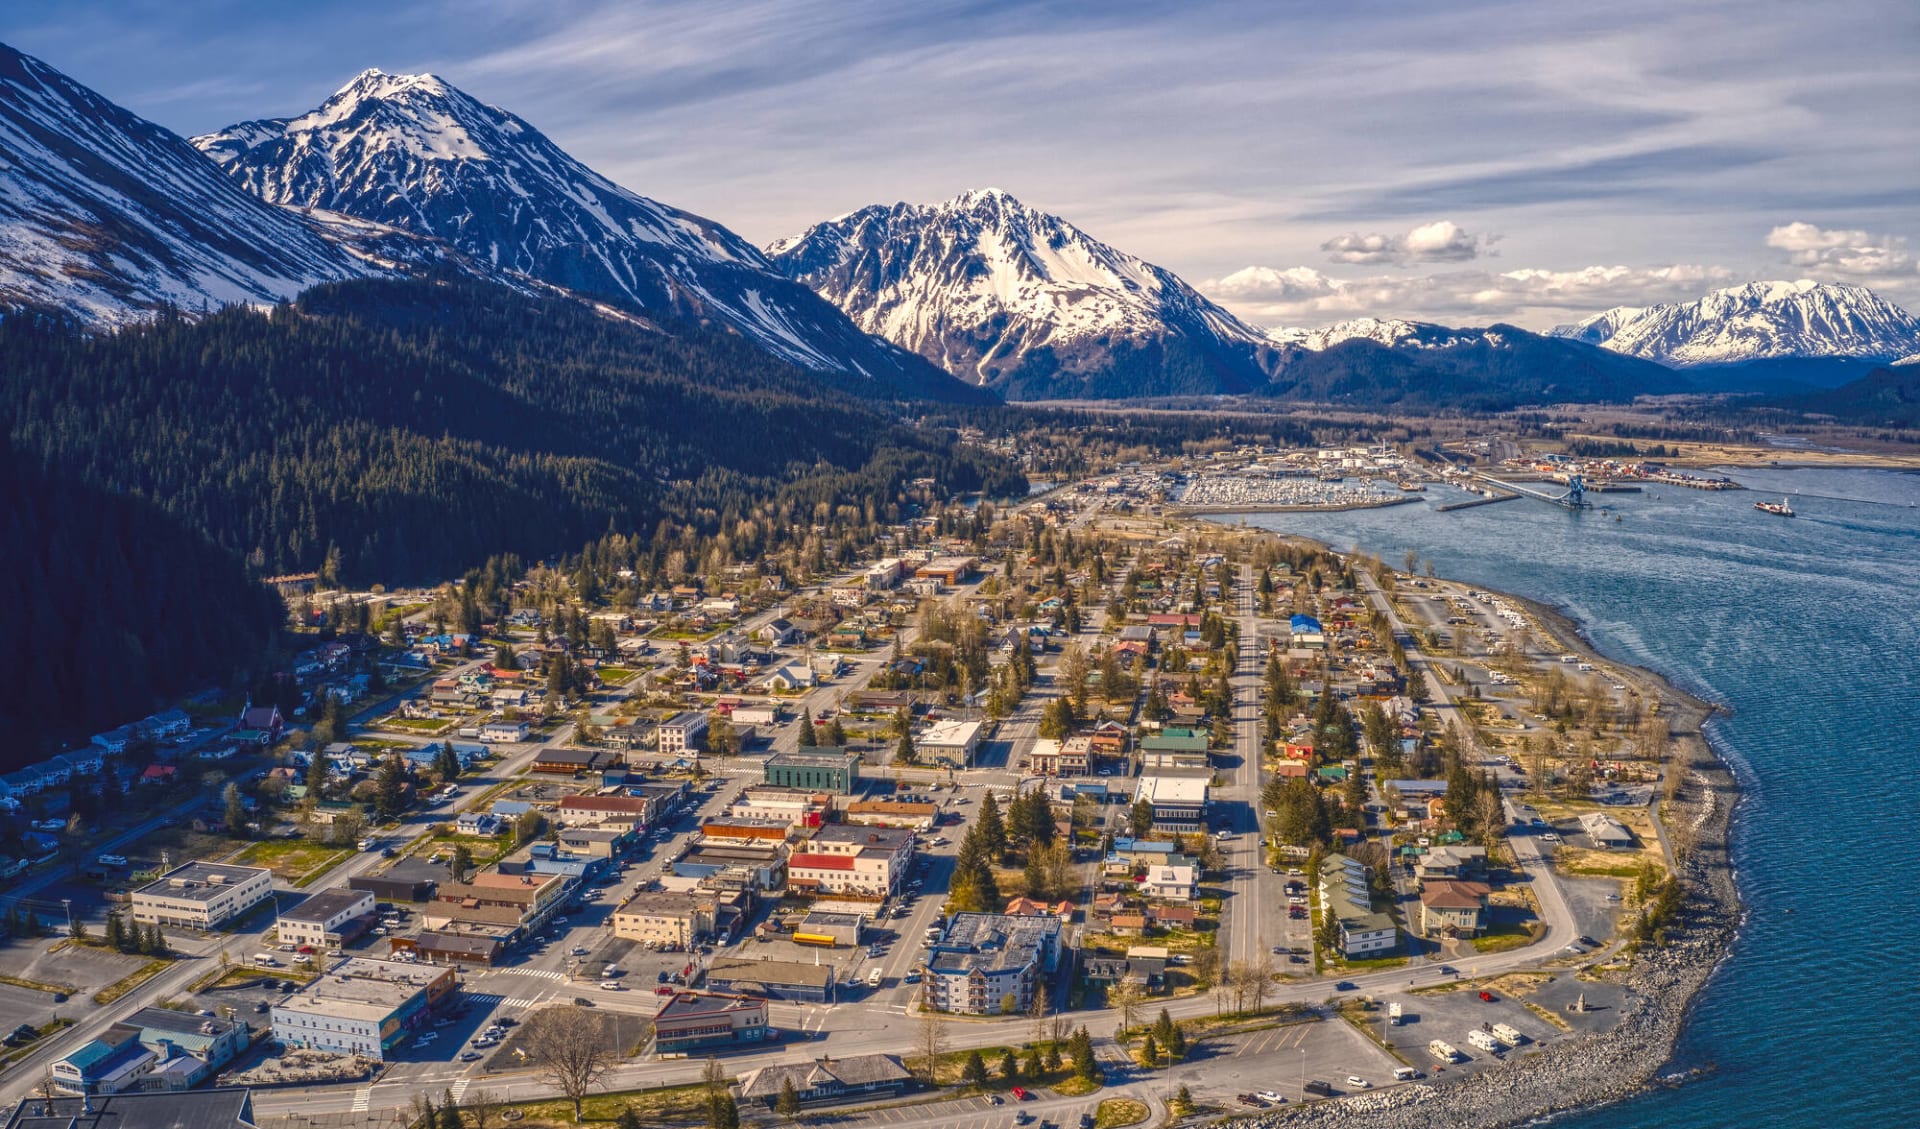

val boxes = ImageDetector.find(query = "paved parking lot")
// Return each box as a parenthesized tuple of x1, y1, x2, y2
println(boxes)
(1179, 1016, 1405, 1105)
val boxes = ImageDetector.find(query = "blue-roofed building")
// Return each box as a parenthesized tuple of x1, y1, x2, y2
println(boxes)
(491, 800, 534, 818)
(1289, 614, 1324, 635)
(50, 1032, 155, 1095)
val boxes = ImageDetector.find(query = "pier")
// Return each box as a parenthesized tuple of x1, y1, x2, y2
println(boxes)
(1474, 471, 1592, 510)
(1436, 492, 1522, 512)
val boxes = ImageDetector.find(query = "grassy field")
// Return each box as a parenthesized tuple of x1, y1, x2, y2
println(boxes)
(1472, 918, 1545, 954)
(379, 716, 456, 734)
(595, 666, 640, 686)
(496, 1081, 711, 1126)
(235, 839, 351, 885)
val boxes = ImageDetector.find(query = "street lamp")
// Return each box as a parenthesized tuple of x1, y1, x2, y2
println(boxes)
(60, 899, 73, 937)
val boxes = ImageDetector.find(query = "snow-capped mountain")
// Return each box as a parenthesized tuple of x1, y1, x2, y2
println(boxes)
(766, 189, 1278, 399)
(1266, 317, 1480, 352)
(1553, 280, 1920, 366)
(0, 43, 366, 328)
(193, 70, 968, 399)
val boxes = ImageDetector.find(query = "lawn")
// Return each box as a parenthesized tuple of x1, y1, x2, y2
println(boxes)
(1094, 1097, 1148, 1128)
(379, 716, 456, 734)
(497, 1081, 710, 1127)
(595, 666, 640, 686)
(235, 839, 352, 885)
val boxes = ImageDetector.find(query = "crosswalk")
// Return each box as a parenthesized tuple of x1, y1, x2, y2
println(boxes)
(497, 967, 567, 982)
(350, 1087, 371, 1113)
(464, 991, 543, 1008)
(449, 1080, 470, 1102)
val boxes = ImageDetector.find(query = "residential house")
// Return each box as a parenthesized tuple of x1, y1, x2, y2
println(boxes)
(1418, 880, 1492, 938)
(738, 1054, 913, 1108)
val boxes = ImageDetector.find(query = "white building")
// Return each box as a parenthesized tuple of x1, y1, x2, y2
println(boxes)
(131, 863, 273, 930)
(275, 888, 375, 950)
(272, 957, 455, 1061)
(658, 712, 709, 755)
(918, 719, 984, 767)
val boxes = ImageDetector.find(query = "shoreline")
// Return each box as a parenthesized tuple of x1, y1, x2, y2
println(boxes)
(1191, 518, 1742, 1129)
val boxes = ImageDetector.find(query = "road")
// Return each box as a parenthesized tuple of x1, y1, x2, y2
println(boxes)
(1354, 569, 1578, 958)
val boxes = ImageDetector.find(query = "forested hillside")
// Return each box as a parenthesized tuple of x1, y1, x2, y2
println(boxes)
(1, 277, 1023, 586)
(1, 437, 282, 756)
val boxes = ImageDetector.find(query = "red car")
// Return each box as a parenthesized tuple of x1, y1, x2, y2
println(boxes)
(1478, 990, 1495, 1002)
(1011, 1087, 1029, 1101)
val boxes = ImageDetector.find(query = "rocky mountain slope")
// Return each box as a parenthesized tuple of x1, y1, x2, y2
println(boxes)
(0, 43, 366, 327)
(766, 188, 1278, 399)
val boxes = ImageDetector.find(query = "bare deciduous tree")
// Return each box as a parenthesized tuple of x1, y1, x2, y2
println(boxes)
(523, 1005, 611, 1123)
(916, 1009, 946, 1082)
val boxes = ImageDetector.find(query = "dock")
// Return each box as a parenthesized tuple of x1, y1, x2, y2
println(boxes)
(1436, 492, 1522, 512)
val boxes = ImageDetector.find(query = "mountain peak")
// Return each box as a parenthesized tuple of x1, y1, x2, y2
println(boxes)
(1554, 279, 1920, 366)
(766, 193, 1275, 398)
(190, 71, 976, 397)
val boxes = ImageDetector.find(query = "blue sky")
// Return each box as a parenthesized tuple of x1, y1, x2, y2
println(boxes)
(8, 0, 1917, 328)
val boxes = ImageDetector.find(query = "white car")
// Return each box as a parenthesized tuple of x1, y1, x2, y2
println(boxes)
(1256, 1090, 1284, 1103)
(1346, 1076, 1371, 1090)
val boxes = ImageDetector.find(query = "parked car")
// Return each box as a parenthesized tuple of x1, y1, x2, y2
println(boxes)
(1256, 1090, 1285, 1104)
(1346, 1076, 1371, 1090)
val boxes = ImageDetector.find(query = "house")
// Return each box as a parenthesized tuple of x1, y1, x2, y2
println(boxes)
(1140, 731, 1209, 771)
(490, 687, 528, 710)
(1122, 945, 1170, 989)
(755, 619, 799, 647)
(1142, 861, 1199, 902)
(651, 991, 770, 1055)
(1579, 812, 1637, 850)
(1003, 896, 1074, 921)
(764, 665, 815, 692)
(1419, 880, 1492, 938)
(1414, 844, 1488, 881)
(90, 728, 134, 756)
(455, 811, 505, 836)
(479, 719, 531, 744)
(738, 1054, 914, 1108)
(531, 747, 616, 775)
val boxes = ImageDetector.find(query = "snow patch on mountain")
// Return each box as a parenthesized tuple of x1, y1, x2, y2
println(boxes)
(1552, 279, 1920, 366)
(1265, 317, 1485, 352)
(0, 43, 365, 328)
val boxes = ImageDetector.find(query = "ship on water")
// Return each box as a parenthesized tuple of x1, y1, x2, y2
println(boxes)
(1755, 497, 1795, 517)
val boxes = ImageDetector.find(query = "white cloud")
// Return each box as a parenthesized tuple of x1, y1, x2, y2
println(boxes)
(1765, 221, 1915, 278)
(1320, 219, 1486, 265)
(1205, 262, 1737, 330)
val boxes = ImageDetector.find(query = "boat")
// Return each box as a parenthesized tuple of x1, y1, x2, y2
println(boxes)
(1754, 497, 1795, 517)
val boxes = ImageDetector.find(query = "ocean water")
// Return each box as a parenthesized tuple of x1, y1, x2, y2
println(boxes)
(1230, 467, 1920, 1128)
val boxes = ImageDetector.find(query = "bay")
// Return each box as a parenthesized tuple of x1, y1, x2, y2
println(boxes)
(1226, 466, 1920, 1128)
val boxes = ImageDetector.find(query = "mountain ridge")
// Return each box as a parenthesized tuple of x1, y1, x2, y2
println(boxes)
(192, 69, 980, 401)
(1551, 279, 1920, 366)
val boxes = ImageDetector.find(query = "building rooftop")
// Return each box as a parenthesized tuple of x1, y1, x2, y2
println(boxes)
(278, 889, 372, 924)
(124, 1007, 244, 1040)
(653, 991, 762, 1024)
(706, 957, 835, 988)
(277, 958, 444, 1024)
(919, 719, 982, 747)
(927, 912, 1061, 977)
(5, 1087, 257, 1129)
(134, 862, 270, 903)
(739, 1054, 911, 1099)
(811, 824, 913, 851)
(1134, 775, 1210, 804)
(767, 748, 861, 769)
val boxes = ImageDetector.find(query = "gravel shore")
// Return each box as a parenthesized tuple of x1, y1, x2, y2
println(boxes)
(1237, 587, 1743, 1129)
